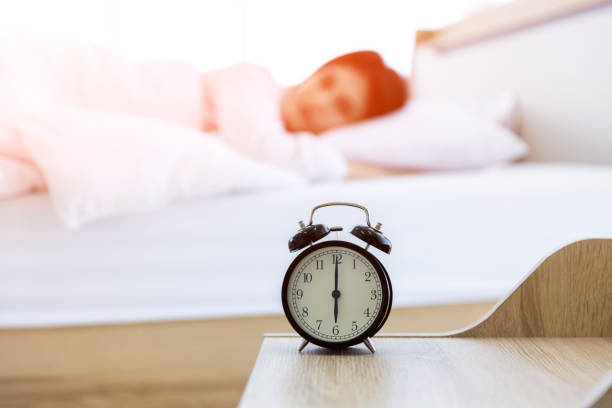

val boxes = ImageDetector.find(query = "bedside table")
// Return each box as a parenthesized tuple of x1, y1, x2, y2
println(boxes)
(240, 334, 612, 407)
(240, 239, 612, 407)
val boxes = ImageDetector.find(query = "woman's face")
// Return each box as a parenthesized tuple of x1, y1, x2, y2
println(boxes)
(282, 65, 368, 134)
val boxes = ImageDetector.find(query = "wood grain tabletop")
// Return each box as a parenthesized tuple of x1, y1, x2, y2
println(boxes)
(239, 335, 612, 407)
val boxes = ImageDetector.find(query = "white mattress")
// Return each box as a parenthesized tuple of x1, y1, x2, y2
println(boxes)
(1, 163, 611, 328)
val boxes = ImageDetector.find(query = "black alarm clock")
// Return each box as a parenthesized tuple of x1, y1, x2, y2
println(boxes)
(281, 202, 393, 353)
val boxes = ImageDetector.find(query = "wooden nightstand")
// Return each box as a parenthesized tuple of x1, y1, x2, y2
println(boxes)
(240, 335, 612, 407)
(239, 239, 612, 407)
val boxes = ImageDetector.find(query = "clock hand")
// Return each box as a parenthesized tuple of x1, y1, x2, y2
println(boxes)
(333, 258, 340, 323)
(334, 297, 338, 324)
(335, 258, 339, 292)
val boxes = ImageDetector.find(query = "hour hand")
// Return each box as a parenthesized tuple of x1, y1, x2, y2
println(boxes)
(334, 297, 338, 323)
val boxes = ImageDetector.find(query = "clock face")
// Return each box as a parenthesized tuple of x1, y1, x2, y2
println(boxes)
(282, 241, 389, 347)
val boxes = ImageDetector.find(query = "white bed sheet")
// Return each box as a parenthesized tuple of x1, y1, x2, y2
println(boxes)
(1, 163, 611, 328)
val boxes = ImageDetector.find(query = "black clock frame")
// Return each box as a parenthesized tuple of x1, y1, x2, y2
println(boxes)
(281, 240, 393, 350)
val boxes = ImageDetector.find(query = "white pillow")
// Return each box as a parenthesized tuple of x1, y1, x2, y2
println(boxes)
(320, 98, 528, 170)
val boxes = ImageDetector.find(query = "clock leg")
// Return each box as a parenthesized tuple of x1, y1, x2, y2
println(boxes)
(298, 339, 309, 352)
(363, 338, 376, 354)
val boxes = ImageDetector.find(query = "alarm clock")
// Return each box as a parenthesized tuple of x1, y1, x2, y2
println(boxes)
(281, 202, 393, 353)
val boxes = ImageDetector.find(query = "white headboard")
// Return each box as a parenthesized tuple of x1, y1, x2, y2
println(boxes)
(411, 0, 612, 164)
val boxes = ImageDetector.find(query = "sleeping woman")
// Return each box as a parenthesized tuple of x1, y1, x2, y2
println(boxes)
(201, 51, 408, 180)
(0, 36, 408, 181)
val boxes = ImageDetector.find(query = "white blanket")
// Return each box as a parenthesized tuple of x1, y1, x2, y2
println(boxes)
(0, 108, 303, 227)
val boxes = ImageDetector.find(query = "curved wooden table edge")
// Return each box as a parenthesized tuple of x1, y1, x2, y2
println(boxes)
(580, 371, 612, 408)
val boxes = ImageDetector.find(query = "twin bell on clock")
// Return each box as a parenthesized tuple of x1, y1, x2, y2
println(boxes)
(281, 202, 393, 353)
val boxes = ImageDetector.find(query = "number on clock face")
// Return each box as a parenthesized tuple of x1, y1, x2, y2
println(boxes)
(287, 246, 383, 342)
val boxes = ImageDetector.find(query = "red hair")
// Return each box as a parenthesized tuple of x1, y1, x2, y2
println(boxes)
(318, 51, 408, 119)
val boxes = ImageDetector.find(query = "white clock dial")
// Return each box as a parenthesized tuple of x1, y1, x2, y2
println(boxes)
(286, 245, 383, 343)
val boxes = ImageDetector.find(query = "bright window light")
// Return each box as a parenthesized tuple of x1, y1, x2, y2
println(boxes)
(0, 0, 509, 85)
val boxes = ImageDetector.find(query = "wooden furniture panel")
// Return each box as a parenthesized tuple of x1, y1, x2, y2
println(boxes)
(453, 238, 612, 337)
(582, 372, 612, 408)
(240, 336, 612, 408)
(240, 239, 612, 407)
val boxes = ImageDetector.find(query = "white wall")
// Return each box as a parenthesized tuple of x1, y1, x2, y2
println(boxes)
(0, 0, 507, 85)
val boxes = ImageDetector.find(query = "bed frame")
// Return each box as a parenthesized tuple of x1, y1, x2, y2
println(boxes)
(411, 0, 612, 164)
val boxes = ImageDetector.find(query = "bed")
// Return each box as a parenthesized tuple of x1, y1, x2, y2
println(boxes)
(1, 163, 611, 328)
(2, 1, 612, 407)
